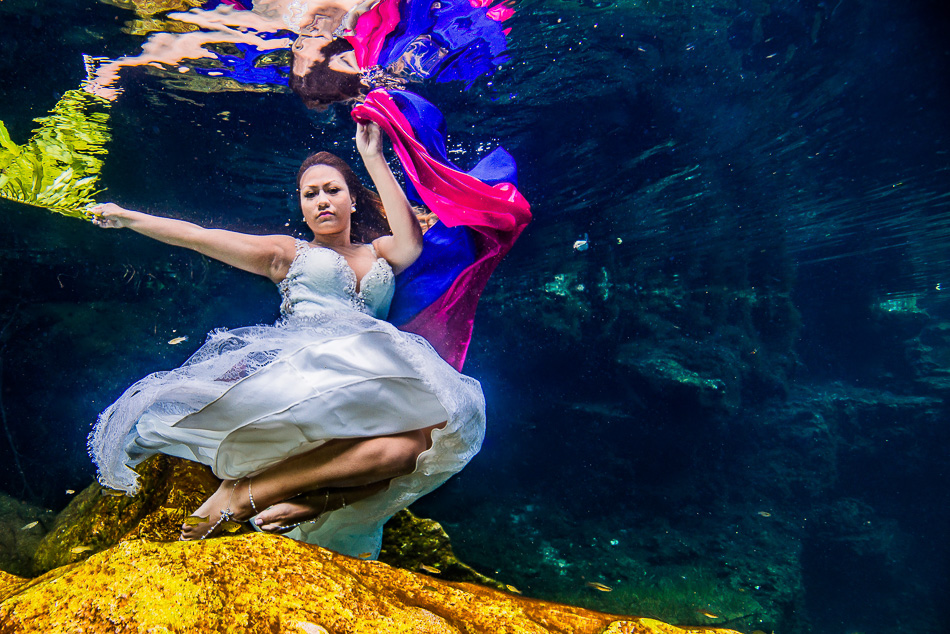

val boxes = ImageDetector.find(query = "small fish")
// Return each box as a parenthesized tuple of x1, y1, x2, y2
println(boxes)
(20, 521, 39, 531)
(221, 521, 243, 533)
(697, 610, 719, 619)
(757, 511, 772, 517)
(573, 233, 590, 252)
(505, 584, 522, 594)
(65, 489, 75, 495)
(183, 516, 210, 526)
(586, 582, 613, 592)
(100, 488, 125, 497)
(357, 552, 373, 559)
(421, 585, 439, 592)
(70, 546, 94, 554)
(168, 336, 189, 345)
(419, 564, 441, 574)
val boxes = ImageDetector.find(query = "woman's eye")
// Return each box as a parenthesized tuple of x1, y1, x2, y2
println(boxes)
(304, 192, 316, 199)
(328, 188, 340, 194)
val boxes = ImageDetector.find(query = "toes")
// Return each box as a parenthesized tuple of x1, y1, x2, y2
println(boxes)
(180, 523, 202, 540)
(261, 520, 289, 532)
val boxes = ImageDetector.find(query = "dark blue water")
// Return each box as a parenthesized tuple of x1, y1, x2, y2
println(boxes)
(1, 0, 949, 632)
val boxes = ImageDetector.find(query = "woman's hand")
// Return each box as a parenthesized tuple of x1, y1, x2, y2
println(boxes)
(87, 202, 297, 283)
(89, 203, 137, 229)
(356, 121, 383, 159)
(341, 0, 382, 35)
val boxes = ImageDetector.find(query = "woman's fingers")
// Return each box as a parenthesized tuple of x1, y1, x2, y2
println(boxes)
(356, 120, 383, 156)
(342, 0, 381, 34)
(88, 202, 125, 228)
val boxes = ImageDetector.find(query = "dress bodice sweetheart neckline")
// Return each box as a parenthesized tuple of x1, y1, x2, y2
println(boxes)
(300, 242, 385, 294)
(279, 239, 395, 320)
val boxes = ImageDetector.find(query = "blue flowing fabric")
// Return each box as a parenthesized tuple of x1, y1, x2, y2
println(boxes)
(346, 0, 528, 356)
(384, 89, 519, 329)
(376, 0, 510, 86)
(171, 0, 525, 357)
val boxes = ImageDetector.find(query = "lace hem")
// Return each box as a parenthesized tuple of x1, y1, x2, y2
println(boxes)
(90, 307, 484, 497)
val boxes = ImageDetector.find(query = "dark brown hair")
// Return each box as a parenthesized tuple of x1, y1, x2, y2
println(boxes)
(296, 151, 391, 244)
(289, 38, 365, 109)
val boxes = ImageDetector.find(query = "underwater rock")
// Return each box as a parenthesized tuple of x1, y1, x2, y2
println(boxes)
(616, 345, 733, 411)
(378, 510, 508, 592)
(29, 455, 507, 590)
(907, 320, 950, 396)
(0, 495, 56, 578)
(31, 454, 222, 575)
(0, 533, 743, 634)
(0, 571, 28, 603)
(741, 383, 943, 503)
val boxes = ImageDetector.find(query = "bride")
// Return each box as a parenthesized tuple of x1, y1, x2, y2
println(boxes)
(89, 119, 485, 557)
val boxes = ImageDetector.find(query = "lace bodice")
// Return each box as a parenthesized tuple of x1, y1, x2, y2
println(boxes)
(279, 240, 395, 320)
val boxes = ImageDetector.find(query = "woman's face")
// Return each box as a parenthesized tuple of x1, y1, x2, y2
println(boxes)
(291, 33, 360, 76)
(299, 165, 354, 236)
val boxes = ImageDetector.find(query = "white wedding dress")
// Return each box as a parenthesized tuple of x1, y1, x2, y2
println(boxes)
(90, 239, 486, 557)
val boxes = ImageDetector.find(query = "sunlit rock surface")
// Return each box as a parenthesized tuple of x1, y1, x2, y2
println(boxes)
(4, 455, 744, 632)
(30, 455, 493, 586)
(0, 570, 27, 603)
(32, 454, 221, 575)
(0, 533, 742, 634)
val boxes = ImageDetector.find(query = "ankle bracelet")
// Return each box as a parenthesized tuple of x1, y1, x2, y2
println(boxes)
(247, 478, 259, 514)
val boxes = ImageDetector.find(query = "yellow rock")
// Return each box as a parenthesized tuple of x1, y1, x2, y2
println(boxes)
(0, 570, 28, 603)
(31, 455, 223, 574)
(98, 0, 205, 17)
(0, 534, 742, 634)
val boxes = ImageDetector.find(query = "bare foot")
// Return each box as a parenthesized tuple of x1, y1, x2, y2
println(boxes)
(252, 489, 340, 533)
(181, 479, 253, 540)
(251, 481, 389, 533)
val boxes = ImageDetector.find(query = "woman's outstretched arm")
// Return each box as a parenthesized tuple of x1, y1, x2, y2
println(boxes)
(90, 203, 296, 283)
(356, 121, 423, 273)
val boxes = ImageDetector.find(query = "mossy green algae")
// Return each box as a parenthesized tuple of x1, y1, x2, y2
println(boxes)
(0, 89, 110, 219)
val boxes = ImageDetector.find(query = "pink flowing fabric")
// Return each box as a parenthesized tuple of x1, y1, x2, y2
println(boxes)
(469, 0, 515, 23)
(350, 0, 402, 68)
(352, 90, 531, 370)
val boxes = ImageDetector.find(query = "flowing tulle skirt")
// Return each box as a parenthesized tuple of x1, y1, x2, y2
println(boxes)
(90, 308, 486, 557)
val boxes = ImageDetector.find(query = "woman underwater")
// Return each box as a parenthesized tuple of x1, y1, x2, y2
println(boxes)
(85, 0, 529, 558)
(89, 119, 486, 555)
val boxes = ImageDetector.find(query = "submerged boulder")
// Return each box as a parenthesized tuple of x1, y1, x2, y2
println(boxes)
(29, 455, 498, 589)
(31, 454, 222, 575)
(378, 510, 508, 591)
(8, 456, 745, 632)
(0, 494, 56, 577)
(0, 533, 742, 634)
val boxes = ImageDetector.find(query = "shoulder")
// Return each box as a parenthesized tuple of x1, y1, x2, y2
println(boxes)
(372, 235, 422, 275)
